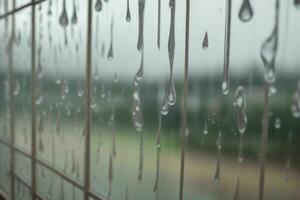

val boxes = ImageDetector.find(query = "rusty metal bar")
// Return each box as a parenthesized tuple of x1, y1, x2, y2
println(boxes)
(8, 0, 17, 199)
(30, 0, 37, 199)
(0, 139, 105, 200)
(0, 0, 47, 20)
(83, 0, 93, 199)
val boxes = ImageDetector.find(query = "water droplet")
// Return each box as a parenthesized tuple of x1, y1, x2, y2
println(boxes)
(138, 131, 144, 182)
(203, 122, 208, 135)
(95, 0, 103, 12)
(59, 0, 69, 28)
(126, 0, 131, 22)
(291, 82, 300, 118)
(260, 0, 279, 84)
(157, 0, 161, 49)
(137, 0, 145, 51)
(268, 85, 277, 96)
(274, 118, 281, 129)
(13, 80, 20, 96)
(284, 132, 292, 182)
(77, 81, 83, 97)
(36, 95, 44, 105)
(214, 131, 222, 182)
(222, 0, 232, 95)
(294, 0, 300, 9)
(222, 81, 229, 95)
(107, 18, 114, 60)
(71, 149, 76, 174)
(71, 3, 78, 25)
(154, 114, 162, 192)
(238, 0, 253, 22)
(47, 0, 53, 16)
(114, 72, 118, 83)
(132, 89, 143, 132)
(233, 177, 240, 200)
(233, 86, 247, 134)
(166, 79, 176, 106)
(202, 31, 209, 50)
(161, 99, 169, 115)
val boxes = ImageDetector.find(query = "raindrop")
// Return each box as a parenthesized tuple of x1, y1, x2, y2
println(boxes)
(71, 1, 78, 25)
(233, 86, 247, 134)
(47, 0, 53, 16)
(294, 0, 300, 8)
(37, 46, 43, 79)
(108, 152, 113, 199)
(77, 81, 83, 97)
(138, 130, 144, 182)
(157, 0, 161, 49)
(222, 0, 232, 95)
(95, 0, 103, 12)
(13, 80, 20, 96)
(101, 83, 106, 98)
(274, 118, 281, 129)
(101, 42, 105, 57)
(284, 132, 292, 182)
(268, 85, 277, 96)
(55, 69, 62, 85)
(36, 95, 44, 105)
(291, 82, 300, 118)
(71, 149, 76, 174)
(161, 99, 169, 115)
(260, 0, 279, 84)
(107, 18, 114, 60)
(213, 131, 222, 182)
(238, 0, 253, 22)
(233, 177, 240, 200)
(114, 72, 118, 83)
(166, 0, 177, 106)
(126, 0, 131, 22)
(202, 31, 209, 50)
(203, 122, 208, 135)
(76, 162, 80, 180)
(56, 110, 61, 135)
(153, 114, 162, 192)
(137, 0, 145, 51)
(59, 0, 69, 28)
(47, 177, 53, 200)
(132, 53, 144, 132)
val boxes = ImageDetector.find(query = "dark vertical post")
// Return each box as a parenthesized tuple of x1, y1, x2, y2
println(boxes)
(84, 0, 93, 199)
(179, 0, 190, 199)
(259, 83, 270, 200)
(9, 0, 16, 199)
(31, 0, 37, 199)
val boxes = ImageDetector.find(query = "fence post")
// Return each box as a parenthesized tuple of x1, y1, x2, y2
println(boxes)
(84, 0, 93, 199)
(31, 0, 37, 199)
(9, 0, 16, 199)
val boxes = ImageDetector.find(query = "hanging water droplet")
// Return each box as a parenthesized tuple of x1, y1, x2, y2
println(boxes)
(47, 0, 53, 16)
(284, 132, 292, 182)
(137, 0, 145, 51)
(203, 122, 208, 135)
(222, 0, 232, 95)
(113, 72, 118, 83)
(166, 79, 176, 106)
(202, 31, 209, 50)
(274, 118, 281, 129)
(161, 98, 169, 115)
(126, 0, 131, 22)
(260, 0, 279, 84)
(71, 2, 78, 25)
(95, 0, 103, 12)
(238, 0, 253, 22)
(55, 69, 62, 85)
(233, 86, 247, 134)
(59, 0, 69, 28)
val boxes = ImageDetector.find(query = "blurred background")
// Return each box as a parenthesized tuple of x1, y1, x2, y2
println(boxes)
(0, 0, 300, 200)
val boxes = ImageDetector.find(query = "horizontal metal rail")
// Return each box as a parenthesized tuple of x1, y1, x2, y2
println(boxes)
(0, 139, 105, 200)
(0, 0, 47, 20)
